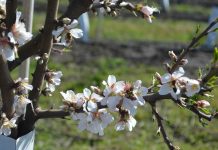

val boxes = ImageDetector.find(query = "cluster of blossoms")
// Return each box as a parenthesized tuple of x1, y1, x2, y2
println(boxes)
(0, 78, 33, 136)
(60, 75, 148, 135)
(0, 0, 32, 61)
(0, 69, 63, 136)
(91, 0, 159, 23)
(155, 51, 211, 107)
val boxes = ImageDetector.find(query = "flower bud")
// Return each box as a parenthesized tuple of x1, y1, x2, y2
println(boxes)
(90, 86, 102, 95)
(111, 11, 117, 17)
(155, 72, 161, 83)
(106, 6, 111, 13)
(62, 18, 71, 25)
(196, 100, 210, 108)
(168, 51, 177, 62)
(164, 63, 171, 73)
(179, 59, 188, 66)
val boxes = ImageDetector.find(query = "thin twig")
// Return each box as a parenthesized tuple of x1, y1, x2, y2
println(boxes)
(151, 104, 176, 150)
(170, 19, 218, 73)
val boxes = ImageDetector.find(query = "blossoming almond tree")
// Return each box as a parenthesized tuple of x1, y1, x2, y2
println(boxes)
(0, 0, 218, 149)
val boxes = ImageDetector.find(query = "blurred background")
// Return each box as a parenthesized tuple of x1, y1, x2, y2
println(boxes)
(14, 0, 218, 149)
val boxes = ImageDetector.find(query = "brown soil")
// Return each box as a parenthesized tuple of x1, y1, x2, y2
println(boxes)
(52, 40, 214, 76)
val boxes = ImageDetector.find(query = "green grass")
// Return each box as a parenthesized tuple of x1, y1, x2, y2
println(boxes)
(170, 4, 211, 15)
(32, 57, 218, 150)
(89, 17, 207, 43)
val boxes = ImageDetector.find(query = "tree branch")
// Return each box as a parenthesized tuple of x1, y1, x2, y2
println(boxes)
(29, 0, 59, 108)
(0, 55, 15, 118)
(170, 19, 218, 73)
(36, 109, 70, 119)
(59, 0, 92, 20)
(151, 104, 176, 150)
(5, 0, 17, 30)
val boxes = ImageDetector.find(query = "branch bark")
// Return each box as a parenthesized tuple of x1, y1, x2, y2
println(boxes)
(6, 0, 17, 30)
(0, 55, 15, 119)
(36, 109, 70, 119)
(29, 0, 59, 108)
(151, 104, 176, 150)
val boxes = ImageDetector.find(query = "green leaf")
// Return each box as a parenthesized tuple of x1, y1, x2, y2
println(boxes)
(213, 47, 218, 63)
(199, 108, 211, 115)
(198, 67, 203, 79)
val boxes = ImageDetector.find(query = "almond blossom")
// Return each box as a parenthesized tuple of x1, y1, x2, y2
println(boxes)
(183, 78, 200, 97)
(10, 11, 32, 46)
(14, 78, 33, 95)
(60, 90, 85, 120)
(132, 80, 148, 106)
(102, 75, 125, 96)
(77, 109, 114, 136)
(0, 113, 17, 136)
(101, 75, 125, 111)
(115, 115, 136, 131)
(14, 95, 32, 119)
(0, 33, 17, 61)
(52, 19, 83, 47)
(158, 67, 185, 100)
(45, 70, 63, 93)
(82, 88, 103, 112)
(140, 5, 159, 23)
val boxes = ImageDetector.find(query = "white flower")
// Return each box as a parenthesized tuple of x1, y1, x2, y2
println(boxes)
(52, 19, 83, 47)
(132, 80, 148, 106)
(15, 78, 33, 95)
(158, 67, 185, 100)
(101, 75, 125, 111)
(115, 115, 136, 131)
(14, 95, 32, 119)
(45, 71, 63, 93)
(185, 79, 200, 97)
(82, 88, 103, 112)
(11, 11, 32, 45)
(77, 109, 114, 136)
(178, 77, 201, 97)
(122, 97, 137, 116)
(0, 35, 17, 61)
(60, 90, 85, 113)
(0, 113, 17, 136)
(101, 95, 122, 112)
(160, 67, 185, 84)
(102, 75, 125, 96)
(140, 6, 159, 23)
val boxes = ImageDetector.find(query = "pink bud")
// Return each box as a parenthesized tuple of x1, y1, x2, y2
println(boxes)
(168, 51, 177, 61)
(197, 100, 210, 108)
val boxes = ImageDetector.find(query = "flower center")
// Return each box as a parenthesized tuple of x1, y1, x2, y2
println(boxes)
(191, 84, 198, 91)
